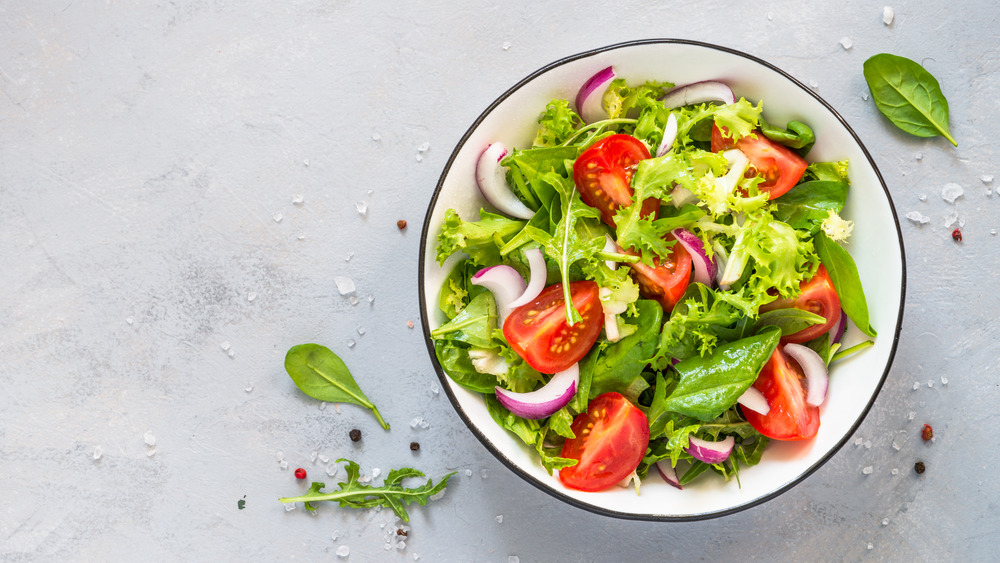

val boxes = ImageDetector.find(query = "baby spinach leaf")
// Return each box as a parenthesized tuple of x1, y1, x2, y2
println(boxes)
(279, 459, 455, 523)
(429, 291, 496, 349)
(285, 344, 389, 429)
(771, 180, 849, 233)
(814, 233, 877, 337)
(660, 328, 780, 422)
(759, 116, 815, 153)
(863, 53, 957, 146)
(754, 307, 826, 336)
(585, 299, 663, 401)
(433, 341, 499, 394)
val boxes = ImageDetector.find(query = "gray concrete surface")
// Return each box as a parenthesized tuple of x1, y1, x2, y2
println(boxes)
(1, 1, 996, 560)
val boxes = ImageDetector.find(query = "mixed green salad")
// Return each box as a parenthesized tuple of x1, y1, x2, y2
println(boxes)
(430, 68, 875, 492)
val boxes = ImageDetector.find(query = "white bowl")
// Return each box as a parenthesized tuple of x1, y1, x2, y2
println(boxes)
(418, 39, 905, 520)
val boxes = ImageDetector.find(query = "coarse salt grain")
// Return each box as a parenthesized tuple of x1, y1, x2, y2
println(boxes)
(883, 6, 894, 25)
(273, 212, 283, 223)
(864, 440, 872, 449)
(496, 515, 503, 523)
(336, 545, 350, 557)
(891, 468, 899, 475)
(245, 382, 253, 392)
(905, 211, 929, 225)
(347, 339, 356, 349)
(882, 518, 889, 526)
(502, 41, 511, 50)
(372, 133, 381, 141)
(862, 466, 873, 475)
(357, 326, 366, 335)
(335, 276, 356, 295)
(913, 381, 921, 390)
(285, 502, 296, 512)
(292, 194, 304, 205)
(941, 376, 949, 385)
(941, 183, 964, 203)
(509, 557, 520, 563)
(839, 37, 853, 50)
(356, 201, 368, 215)
(854, 437, 864, 446)
(279, 460, 288, 469)
(93, 446, 103, 460)
(348, 295, 360, 306)
(465, 469, 473, 476)
(143, 430, 156, 447)
(981, 174, 994, 184)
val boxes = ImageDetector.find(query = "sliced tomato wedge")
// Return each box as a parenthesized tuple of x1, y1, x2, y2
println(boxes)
(503, 281, 603, 374)
(743, 345, 820, 440)
(711, 124, 808, 199)
(619, 235, 693, 313)
(759, 265, 841, 344)
(559, 392, 650, 492)
(572, 134, 658, 228)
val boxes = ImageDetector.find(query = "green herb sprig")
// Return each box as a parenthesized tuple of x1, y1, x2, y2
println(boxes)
(279, 459, 455, 522)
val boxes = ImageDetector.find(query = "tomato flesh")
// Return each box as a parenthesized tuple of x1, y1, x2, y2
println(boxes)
(620, 236, 693, 313)
(503, 281, 603, 374)
(743, 345, 820, 440)
(760, 265, 841, 344)
(573, 134, 658, 228)
(559, 392, 650, 492)
(711, 125, 808, 199)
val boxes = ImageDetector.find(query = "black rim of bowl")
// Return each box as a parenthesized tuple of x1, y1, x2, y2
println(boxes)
(418, 38, 906, 521)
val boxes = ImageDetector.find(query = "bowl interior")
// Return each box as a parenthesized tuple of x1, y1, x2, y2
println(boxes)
(419, 40, 904, 520)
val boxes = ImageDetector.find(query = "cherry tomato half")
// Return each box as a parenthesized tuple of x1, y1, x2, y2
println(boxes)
(503, 281, 603, 374)
(572, 134, 658, 228)
(711, 125, 808, 200)
(620, 235, 693, 313)
(743, 345, 820, 440)
(559, 392, 650, 492)
(759, 265, 841, 344)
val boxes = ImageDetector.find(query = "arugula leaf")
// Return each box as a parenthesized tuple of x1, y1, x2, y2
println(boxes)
(771, 180, 849, 234)
(814, 232, 877, 337)
(279, 459, 454, 523)
(436, 209, 526, 266)
(863, 53, 957, 146)
(659, 328, 780, 421)
(285, 344, 389, 429)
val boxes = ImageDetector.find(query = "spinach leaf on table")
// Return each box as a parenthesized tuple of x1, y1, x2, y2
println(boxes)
(863, 53, 957, 146)
(284, 343, 389, 429)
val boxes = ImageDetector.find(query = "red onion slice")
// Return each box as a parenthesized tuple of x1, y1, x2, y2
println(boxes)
(654, 112, 679, 157)
(829, 309, 847, 346)
(671, 228, 716, 286)
(662, 81, 736, 109)
(471, 265, 526, 324)
(508, 248, 547, 308)
(476, 143, 535, 220)
(576, 66, 615, 123)
(494, 363, 579, 420)
(783, 343, 829, 407)
(737, 386, 770, 415)
(685, 435, 735, 464)
(655, 459, 682, 490)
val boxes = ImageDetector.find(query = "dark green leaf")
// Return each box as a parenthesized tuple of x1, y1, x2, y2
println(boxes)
(759, 116, 815, 153)
(586, 300, 663, 401)
(279, 459, 455, 523)
(284, 344, 389, 429)
(660, 329, 780, 421)
(771, 180, 849, 233)
(754, 307, 826, 336)
(430, 291, 496, 348)
(863, 53, 957, 146)
(433, 340, 499, 394)
(814, 233, 876, 337)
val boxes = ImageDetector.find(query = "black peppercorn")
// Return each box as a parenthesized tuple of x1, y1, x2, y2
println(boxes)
(349, 428, 362, 442)
(914, 461, 926, 474)
(410, 441, 420, 451)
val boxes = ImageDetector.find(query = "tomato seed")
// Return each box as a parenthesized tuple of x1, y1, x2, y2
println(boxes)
(952, 228, 962, 241)
(294, 467, 307, 479)
(921, 424, 933, 441)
